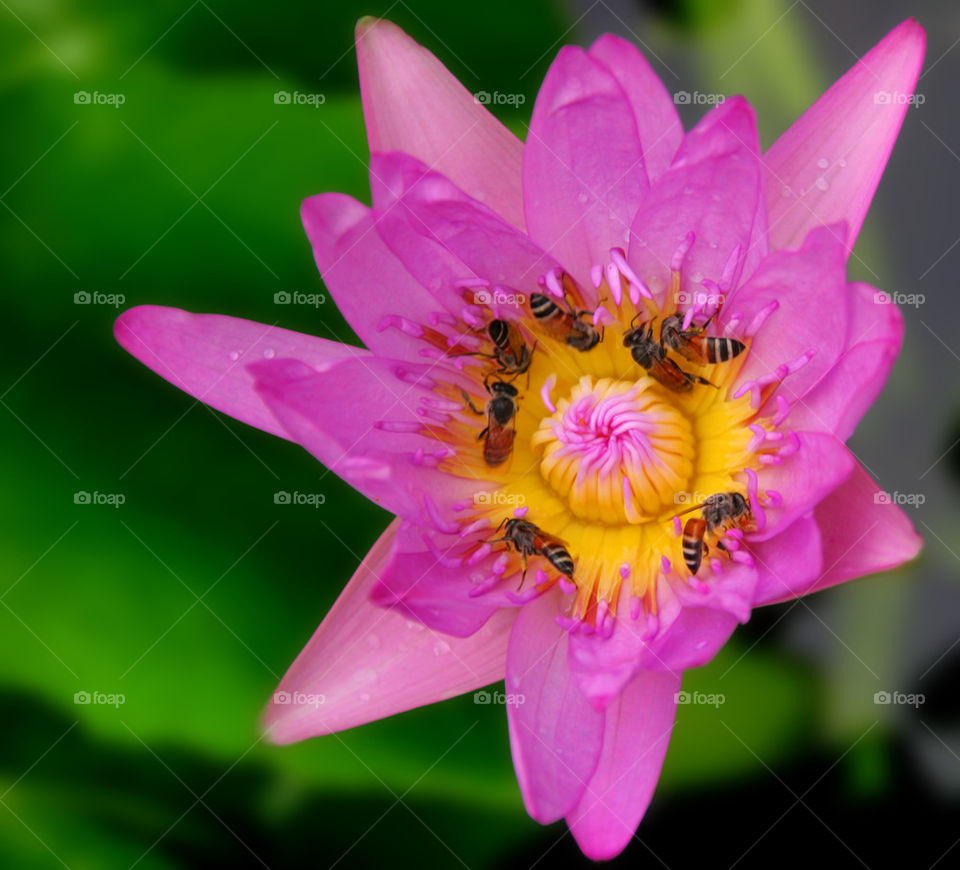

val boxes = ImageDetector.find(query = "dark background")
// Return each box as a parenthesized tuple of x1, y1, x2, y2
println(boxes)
(1, 0, 958, 866)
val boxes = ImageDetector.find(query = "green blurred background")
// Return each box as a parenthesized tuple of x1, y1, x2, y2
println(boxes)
(2, 0, 958, 866)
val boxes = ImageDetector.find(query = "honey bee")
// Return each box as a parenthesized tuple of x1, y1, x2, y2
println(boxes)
(660, 313, 745, 365)
(622, 318, 714, 392)
(462, 380, 519, 467)
(452, 319, 535, 381)
(678, 492, 755, 575)
(488, 517, 575, 581)
(529, 291, 602, 351)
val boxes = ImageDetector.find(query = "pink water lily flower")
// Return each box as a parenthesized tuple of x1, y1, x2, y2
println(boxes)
(116, 17, 925, 860)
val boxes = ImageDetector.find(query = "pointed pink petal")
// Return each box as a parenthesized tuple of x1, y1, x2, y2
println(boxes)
(751, 515, 824, 606)
(356, 17, 525, 229)
(728, 224, 848, 404)
(370, 522, 515, 638)
(114, 305, 364, 441)
(371, 151, 560, 299)
(789, 281, 903, 439)
(588, 34, 683, 182)
(301, 193, 455, 362)
(523, 46, 648, 285)
(763, 19, 926, 254)
(249, 356, 476, 527)
(265, 519, 516, 742)
(566, 668, 680, 861)
(628, 97, 766, 307)
(751, 432, 855, 541)
(793, 461, 922, 602)
(506, 589, 605, 823)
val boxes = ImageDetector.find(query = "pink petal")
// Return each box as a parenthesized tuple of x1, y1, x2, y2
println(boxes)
(646, 561, 758, 672)
(628, 97, 766, 307)
(751, 431, 855, 541)
(370, 522, 515, 638)
(523, 46, 648, 285)
(301, 193, 455, 362)
(789, 281, 903, 440)
(750, 515, 824, 606)
(371, 151, 560, 298)
(249, 356, 476, 527)
(506, 589, 605, 823)
(370, 202, 489, 315)
(114, 305, 364, 441)
(566, 588, 651, 711)
(763, 19, 926, 254)
(356, 17, 525, 229)
(728, 224, 848, 404)
(588, 34, 683, 182)
(566, 668, 680, 861)
(792, 461, 922, 603)
(265, 519, 516, 742)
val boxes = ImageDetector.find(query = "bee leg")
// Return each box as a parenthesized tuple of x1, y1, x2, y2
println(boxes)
(519, 554, 529, 589)
(691, 374, 716, 388)
(477, 426, 489, 441)
(460, 389, 485, 415)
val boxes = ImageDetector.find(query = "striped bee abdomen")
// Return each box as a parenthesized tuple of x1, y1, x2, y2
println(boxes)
(705, 336, 746, 364)
(542, 542, 574, 577)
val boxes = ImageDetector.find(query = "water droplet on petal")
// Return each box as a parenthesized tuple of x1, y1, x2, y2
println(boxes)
(838, 158, 847, 168)
(359, 692, 371, 702)
(433, 639, 451, 656)
(683, 185, 694, 195)
(228, 351, 239, 361)
(781, 186, 792, 198)
(816, 157, 829, 169)
(636, 238, 647, 248)
(357, 668, 378, 685)
(708, 241, 718, 248)
(577, 192, 589, 204)
(815, 177, 829, 192)
(406, 620, 424, 632)
(690, 271, 703, 283)
(263, 348, 276, 359)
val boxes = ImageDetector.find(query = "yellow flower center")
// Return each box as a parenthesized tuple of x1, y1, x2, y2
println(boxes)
(391, 251, 802, 626)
